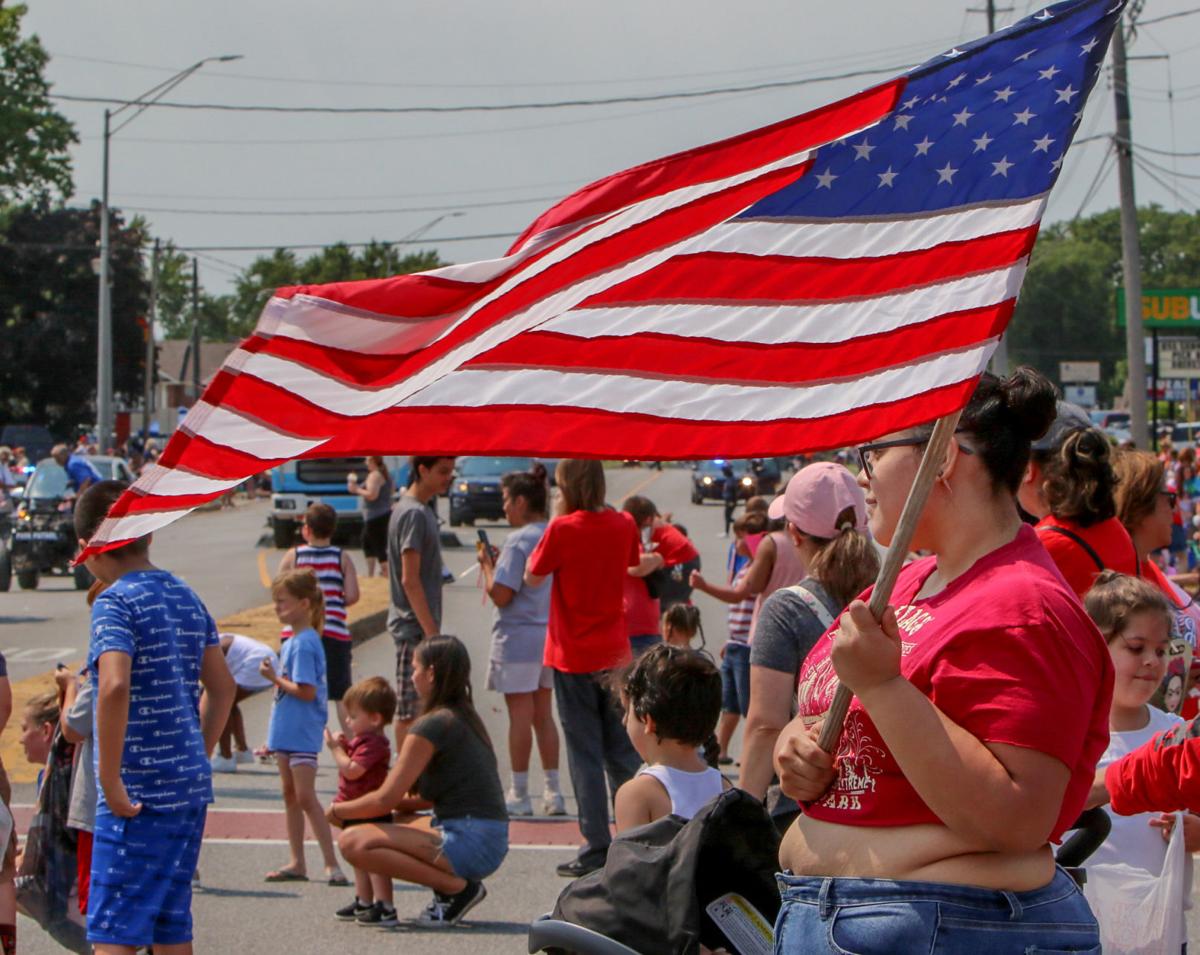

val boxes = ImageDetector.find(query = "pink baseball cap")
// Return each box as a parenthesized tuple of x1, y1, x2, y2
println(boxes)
(768, 462, 868, 538)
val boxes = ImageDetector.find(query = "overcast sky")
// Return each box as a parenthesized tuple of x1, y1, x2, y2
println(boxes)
(23, 0, 1200, 297)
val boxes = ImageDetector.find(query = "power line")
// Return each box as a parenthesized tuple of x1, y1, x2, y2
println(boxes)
(122, 194, 558, 217)
(175, 232, 518, 252)
(1133, 6, 1200, 27)
(49, 62, 911, 115)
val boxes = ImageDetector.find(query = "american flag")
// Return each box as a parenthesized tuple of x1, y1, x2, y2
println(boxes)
(84, 0, 1122, 556)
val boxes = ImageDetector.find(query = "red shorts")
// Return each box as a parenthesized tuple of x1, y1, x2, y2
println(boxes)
(76, 829, 93, 914)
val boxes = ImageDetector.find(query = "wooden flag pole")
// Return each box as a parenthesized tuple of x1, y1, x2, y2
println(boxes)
(817, 409, 964, 754)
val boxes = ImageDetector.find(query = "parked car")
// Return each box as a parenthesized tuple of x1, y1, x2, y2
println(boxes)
(449, 456, 535, 526)
(10, 458, 93, 591)
(690, 458, 781, 504)
(85, 455, 136, 483)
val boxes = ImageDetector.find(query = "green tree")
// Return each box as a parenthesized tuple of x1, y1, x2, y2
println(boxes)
(0, 4, 76, 205)
(230, 243, 445, 333)
(153, 244, 237, 341)
(0, 203, 148, 433)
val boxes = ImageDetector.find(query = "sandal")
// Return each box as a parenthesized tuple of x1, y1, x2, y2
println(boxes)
(326, 868, 350, 886)
(264, 867, 308, 882)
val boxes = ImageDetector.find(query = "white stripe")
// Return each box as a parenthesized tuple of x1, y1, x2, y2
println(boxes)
(400, 342, 997, 422)
(183, 401, 328, 459)
(92, 504, 203, 548)
(137, 463, 246, 497)
(539, 263, 1027, 346)
(690, 194, 1046, 260)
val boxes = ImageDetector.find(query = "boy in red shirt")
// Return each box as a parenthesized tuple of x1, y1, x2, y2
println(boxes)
(325, 677, 396, 925)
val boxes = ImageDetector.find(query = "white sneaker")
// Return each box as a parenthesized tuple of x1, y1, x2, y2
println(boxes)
(505, 792, 533, 816)
(542, 791, 567, 816)
(235, 749, 254, 765)
(210, 754, 237, 773)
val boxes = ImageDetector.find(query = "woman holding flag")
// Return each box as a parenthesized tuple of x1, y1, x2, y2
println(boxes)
(772, 369, 1113, 953)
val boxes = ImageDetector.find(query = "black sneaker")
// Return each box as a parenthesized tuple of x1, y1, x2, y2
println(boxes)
(414, 881, 486, 927)
(556, 856, 604, 879)
(335, 897, 372, 921)
(356, 901, 398, 926)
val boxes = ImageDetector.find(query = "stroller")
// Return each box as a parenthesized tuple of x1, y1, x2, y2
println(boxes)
(527, 797, 1112, 955)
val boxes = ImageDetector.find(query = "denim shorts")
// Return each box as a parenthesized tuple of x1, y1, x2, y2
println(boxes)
(720, 642, 751, 715)
(435, 816, 509, 882)
(774, 867, 1099, 954)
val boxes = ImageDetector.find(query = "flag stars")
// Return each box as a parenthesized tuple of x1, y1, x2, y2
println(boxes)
(853, 139, 876, 161)
(936, 162, 959, 184)
(1051, 155, 1065, 171)
(952, 107, 974, 127)
(1081, 37, 1099, 55)
(1034, 8, 1053, 20)
(914, 136, 934, 156)
(945, 48, 964, 58)
(877, 166, 898, 188)
(973, 132, 994, 152)
(994, 85, 1016, 102)
(1055, 84, 1079, 104)
(1015, 49, 1037, 62)
(1032, 134, 1055, 153)
(992, 156, 1015, 177)
(894, 113, 914, 130)
(1038, 64, 1061, 81)
(902, 95, 921, 110)
(1013, 106, 1037, 126)
(947, 72, 968, 88)
(815, 169, 838, 190)
(975, 72, 993, 85)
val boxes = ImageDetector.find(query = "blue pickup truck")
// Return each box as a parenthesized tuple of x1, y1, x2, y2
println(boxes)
(269, 456, 410, 548)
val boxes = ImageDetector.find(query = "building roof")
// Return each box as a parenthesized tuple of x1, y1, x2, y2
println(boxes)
(156, 340, 240, 387)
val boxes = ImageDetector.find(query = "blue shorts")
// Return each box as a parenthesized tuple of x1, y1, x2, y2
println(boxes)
(88, 804, 207, 946)
(435, 816, 508, 882)
(720, 642, 751, 716)
(774, 867, 1099, 954)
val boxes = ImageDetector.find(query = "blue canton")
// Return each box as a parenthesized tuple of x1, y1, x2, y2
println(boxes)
(88, 570, 219, 812)
(741, 0, 1124, 219)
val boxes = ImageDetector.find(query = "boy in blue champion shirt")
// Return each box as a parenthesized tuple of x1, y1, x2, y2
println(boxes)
(74, 481, 236, 955)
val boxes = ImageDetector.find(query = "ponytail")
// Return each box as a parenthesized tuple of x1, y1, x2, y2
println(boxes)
(806, 505, 880, 609)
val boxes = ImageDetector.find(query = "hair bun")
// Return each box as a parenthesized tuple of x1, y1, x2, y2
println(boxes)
(998, 366, 1057, 445)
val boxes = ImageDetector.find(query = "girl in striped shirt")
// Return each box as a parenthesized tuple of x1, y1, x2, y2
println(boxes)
(280, 504, 360, 729)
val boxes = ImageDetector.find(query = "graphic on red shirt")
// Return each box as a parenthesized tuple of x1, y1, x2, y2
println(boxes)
(796, 524, 1113, 842)
(335, 732, 391, 802)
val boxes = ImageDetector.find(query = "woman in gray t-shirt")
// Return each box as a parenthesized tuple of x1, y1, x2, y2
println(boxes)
(477, 470, 564, 818)
(330, 637, 509, 928)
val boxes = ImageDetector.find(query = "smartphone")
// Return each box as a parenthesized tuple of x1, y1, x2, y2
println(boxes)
(476, 529, 491, 550)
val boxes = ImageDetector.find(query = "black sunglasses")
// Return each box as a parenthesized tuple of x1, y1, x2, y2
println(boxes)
(856, 432, 975, 480)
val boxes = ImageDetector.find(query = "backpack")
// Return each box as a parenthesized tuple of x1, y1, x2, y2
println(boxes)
(552, 788, 781, 954)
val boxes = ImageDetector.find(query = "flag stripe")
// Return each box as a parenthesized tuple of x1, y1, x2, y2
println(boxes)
(467, 301, 1014, 382)
(579, 225, 1040, 307)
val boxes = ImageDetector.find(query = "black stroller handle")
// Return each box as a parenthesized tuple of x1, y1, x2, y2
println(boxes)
(1055, 806, 1112, 870)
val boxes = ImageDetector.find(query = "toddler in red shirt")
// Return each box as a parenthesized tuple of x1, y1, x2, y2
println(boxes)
(324, 676, 396, 925)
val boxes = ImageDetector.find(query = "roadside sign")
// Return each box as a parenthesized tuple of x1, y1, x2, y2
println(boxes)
(1059, 361, 1101, 383)
(1064, 385, 1097, 407)
(1159, 337, 1200, 379)
(1117, 288, 1200, 329)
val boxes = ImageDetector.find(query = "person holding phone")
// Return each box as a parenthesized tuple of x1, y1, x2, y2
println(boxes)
(477, 471, 564, 817)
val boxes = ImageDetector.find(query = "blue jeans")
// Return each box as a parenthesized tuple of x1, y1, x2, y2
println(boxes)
(435, 816, 509, 882)
(774, 867, 1099, 954)
(720, 642, 751, 716)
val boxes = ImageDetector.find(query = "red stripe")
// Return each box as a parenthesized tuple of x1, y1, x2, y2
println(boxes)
(466, 301, 1014, 384)
(274, 271, 493, 320)
(580, 226, 1040, 307)
(509, 79, 904, 252)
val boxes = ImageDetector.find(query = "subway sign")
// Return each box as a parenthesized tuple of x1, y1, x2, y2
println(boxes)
(1117, 288, 1200, 328)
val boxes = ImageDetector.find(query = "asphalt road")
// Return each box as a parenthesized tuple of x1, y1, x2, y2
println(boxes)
(12, 464, 747, 953)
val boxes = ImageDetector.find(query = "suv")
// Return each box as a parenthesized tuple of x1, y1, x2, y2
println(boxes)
(690, 458, 781, 504)
(449, 456, 534, 526)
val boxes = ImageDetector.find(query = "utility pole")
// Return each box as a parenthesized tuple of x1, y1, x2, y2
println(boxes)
(1113, 12, 1150, 449)
(968, 0, 1014, 374)
(143, 240, 159, 443)
(97, 109, 112, 453)
(191, 258, 201, 402)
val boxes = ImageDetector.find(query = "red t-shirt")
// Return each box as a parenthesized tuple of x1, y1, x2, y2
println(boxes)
(1034, 514, 1139, 599)
(1106, 718, 1200, 816)
(651, 523, 699, 567)
(529, 508, 641, 673)
(796, 524, 1113, 843)
(335, 732, 391, 802)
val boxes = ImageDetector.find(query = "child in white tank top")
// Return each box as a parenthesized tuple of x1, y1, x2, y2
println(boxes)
(614, 644, 729, 831)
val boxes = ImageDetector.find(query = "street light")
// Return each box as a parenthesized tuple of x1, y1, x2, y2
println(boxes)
(96, 54, 242, 452)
